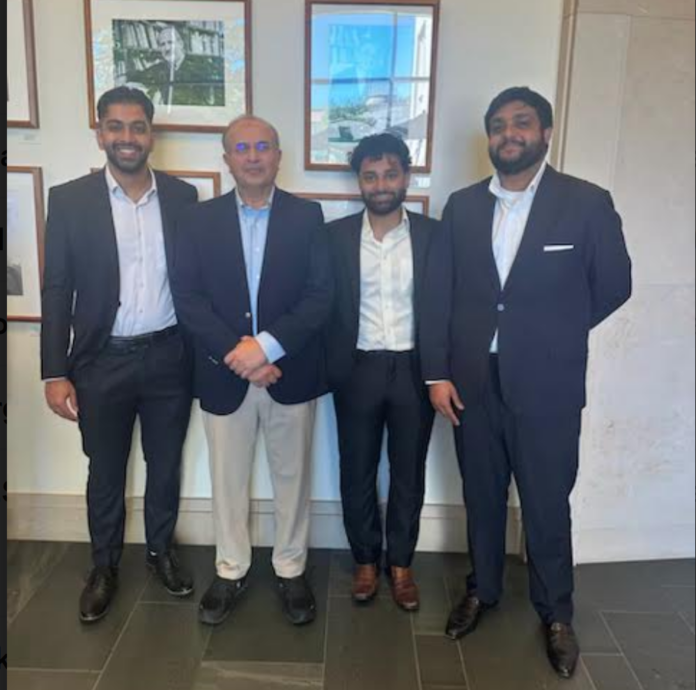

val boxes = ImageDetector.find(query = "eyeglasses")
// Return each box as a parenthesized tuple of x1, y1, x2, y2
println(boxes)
(232, 141, 275, 155)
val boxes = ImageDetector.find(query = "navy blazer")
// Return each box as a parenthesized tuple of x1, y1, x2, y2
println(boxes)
(40, 170, 198, 381)
(172, 189, 333, 415)
(325, 210, 440, 391)
(420, 166, 632, 415)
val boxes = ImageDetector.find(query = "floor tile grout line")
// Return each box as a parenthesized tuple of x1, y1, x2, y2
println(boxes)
(92, 575, 153, 690)
(8, 667, 101, 675)
(677, 610, 696, 635)
(322, 555, 334, 690)
(443, 572, 473, 690)
(7, 544, 73, 627)
(595, 609, 690, 616)
(598, 611, 648, 690)
(410, 613, 425, 690)
(579, 657, 600, 690)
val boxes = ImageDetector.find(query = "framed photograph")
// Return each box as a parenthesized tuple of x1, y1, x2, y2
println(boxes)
(297, 192, 429, 223)
(85, 0, 252, 133)
(7, 167, 45, 322)
(91, 167, 222, 200)
(7, 0, 40, 129)
(306, 0, 440, 172)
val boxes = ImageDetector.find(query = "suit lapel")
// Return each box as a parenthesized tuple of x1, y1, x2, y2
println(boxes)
(91, 172, 121, 297)
(477, 187, 502, 293)
(408, 212, 428, 323)
(503, 166, 564, 295)
(346, 213, 363, 318)
(225, 191, 253, 310)
(154, 172, 176, 272)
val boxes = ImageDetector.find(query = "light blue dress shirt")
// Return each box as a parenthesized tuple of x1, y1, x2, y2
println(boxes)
(236, 189, 286, 364)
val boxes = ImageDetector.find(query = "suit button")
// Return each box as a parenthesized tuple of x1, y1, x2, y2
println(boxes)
(497, 304, 506, 313)
(245, 312, 252, 319)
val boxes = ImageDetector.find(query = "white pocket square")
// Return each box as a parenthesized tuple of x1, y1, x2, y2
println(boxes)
(544, 244, 575, 253)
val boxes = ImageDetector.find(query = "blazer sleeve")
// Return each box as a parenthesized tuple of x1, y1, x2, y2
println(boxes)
(171, 211, 242, 363)
(420, 197, 455, 382)
(587, 191, 633, 329)
(40, 190, 75, 380)
(264, 205, 334, 358)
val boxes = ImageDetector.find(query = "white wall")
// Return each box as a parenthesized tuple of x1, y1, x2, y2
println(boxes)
(560, 0, 696, 562)
(7, 0, 564, 510)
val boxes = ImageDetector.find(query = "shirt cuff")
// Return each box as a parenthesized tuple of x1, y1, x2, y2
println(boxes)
(256, 332, 286, 365)
(44, 377, 68, 383)
(426, 380, 449, 386)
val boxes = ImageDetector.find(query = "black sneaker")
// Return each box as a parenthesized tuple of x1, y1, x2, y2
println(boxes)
(277, 574, 316, 626)
(147, 550, 194, 598)
(199, 576, 248, 626)
(80, 566, 119, 624)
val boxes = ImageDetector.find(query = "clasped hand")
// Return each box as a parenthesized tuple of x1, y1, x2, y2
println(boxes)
(224, 336, 282, 389)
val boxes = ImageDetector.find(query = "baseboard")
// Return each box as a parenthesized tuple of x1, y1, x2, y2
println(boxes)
(573, 525, 696, 564)
(6, 494, 525, 556)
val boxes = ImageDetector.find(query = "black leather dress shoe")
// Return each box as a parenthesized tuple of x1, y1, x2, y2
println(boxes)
(277, 575, 316, 626)
(147, 550, 194, 598)
(545, 622, 580, 679)
(445, 594, 495, 640)
(199, 576, 248, 626)
(80, 566, 118, 624)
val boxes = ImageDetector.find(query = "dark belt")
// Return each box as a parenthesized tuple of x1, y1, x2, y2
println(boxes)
(356, 349, 415, 360)
(105, 325, 179, 353)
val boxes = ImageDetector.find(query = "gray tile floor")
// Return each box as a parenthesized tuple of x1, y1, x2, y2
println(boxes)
(7, 542, 695, 690)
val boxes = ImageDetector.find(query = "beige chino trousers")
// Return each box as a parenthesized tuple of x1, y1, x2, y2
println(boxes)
(203, 386, 316, 581)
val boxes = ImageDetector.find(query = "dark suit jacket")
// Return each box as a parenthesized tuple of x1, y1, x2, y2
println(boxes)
(421, 166, 632, 415)
(171, 189, 333, 416)
(40, 170, 199, 381)
(325, 210, 440, 391)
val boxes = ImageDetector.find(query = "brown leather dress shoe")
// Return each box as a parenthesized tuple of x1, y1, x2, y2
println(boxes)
(352, 564, 379, 603)
(389, 567, 420, 612)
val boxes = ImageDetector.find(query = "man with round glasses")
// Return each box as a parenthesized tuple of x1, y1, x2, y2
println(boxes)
(172, 115, 333, 628)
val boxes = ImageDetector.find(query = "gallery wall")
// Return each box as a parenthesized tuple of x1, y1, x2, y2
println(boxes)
(10, 0, 693, 563)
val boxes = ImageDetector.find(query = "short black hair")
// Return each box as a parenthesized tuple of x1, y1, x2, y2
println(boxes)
(97, 87, 155, 124)
(485, 87, 554, 135)
(350, 133, 412, 175)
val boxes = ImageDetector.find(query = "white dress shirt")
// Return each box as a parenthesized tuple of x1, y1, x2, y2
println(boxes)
(357, 210, 416, 352)
(489, 161, 547, 353)
(106, 167, 177, 337)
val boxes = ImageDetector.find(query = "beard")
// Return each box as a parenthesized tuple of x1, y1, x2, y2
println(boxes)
(362, 188, 408, 216)
(104, 144, 150, 175)
(490, 137, 549, 176)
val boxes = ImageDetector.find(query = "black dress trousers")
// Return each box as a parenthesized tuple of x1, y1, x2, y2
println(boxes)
(455, 355, 582, 624)
(74, 330, 192, 568)
(334, 351, 435, 569)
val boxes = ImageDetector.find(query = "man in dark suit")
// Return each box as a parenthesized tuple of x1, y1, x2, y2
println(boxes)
(421, 87, 632, 678)
(41, 87, 198, 624)
(172, 116, 333, 628)
(326, 134, 437, 611)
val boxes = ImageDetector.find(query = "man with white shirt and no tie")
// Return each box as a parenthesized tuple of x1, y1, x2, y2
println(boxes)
(326, 134, 438, 611)
(41, 88, 198, 624)
(421, 87, 632, 678)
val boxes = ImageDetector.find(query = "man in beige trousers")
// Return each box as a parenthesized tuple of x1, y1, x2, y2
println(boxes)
(173, 116, 333, 626)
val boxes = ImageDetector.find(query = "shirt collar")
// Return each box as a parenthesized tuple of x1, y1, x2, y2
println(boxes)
(362, 207, 410, 242)
(105, 166, 158, 201)
(236, 187, 276, 213)
(489, 160, 548, 203)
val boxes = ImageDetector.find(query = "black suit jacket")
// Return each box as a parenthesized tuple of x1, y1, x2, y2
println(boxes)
(171, 189, 333, 415)
(421, 166, 632, 415)
(325, 210, 440, 391)
(40, 170, 199, 381)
